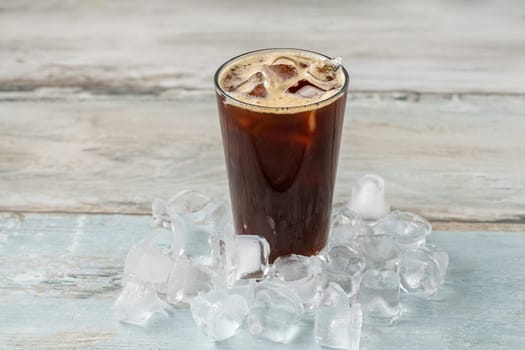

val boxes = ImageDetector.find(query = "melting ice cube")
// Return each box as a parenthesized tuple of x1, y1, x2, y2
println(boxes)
(191, 289, 248, 341)
(356, 234, 401, 270)
(306, 57, 342, 89)
(166, 256, 211, 305)
(321, 246, 366, 298)
(231, 72, 267, 98)
(124, 239, 173, 287)
(315, 283, 362, 350)
(399, 246, 448, 298)
(247, 281, 304, 343)
(349, 174, 391, 220)
(271, 254, 325, 311)
(210, 234, 270, 288)
(113, 280, 169, 326)
(358, 269, 401, 325)
(167, 190, 215, 258)
(374, 210, 432, 249)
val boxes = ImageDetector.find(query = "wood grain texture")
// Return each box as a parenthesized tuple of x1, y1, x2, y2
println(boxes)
(0, 0, 524, 94)
(1, 213, 525, 349)
(1, 92, 524, 223)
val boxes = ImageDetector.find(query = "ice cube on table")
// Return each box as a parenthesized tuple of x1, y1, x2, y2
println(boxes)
(113, 280, 169, 326)
(315, 283, 362, 350)
(165, 191, 230, 229)
(352, 223, 376, 237)
(209, 235, 233, 288)
(356, 234, 400, 270)
(227, 279, 257, 306)
(247, 281, 304, 343)
(124, 240, 173, 287)
(271, 254, 325, 311)
(190, 289, 248, 341)
(332, 207, 361, 229)
(374, 210, 432, 249)
(151, 198, 170, 228)
(349, 174, 391, 220)
(210, 234, 270, 288)
(210, 200, 234, 237)
(330, 223, 374, 249)
(358, 269, 401, 325)
(321, 246, 366, 298)
(399, 246, 448, 298)
(167, 190, 215, 258)
(172, 222, 213, 260)
(329, 208, 362, 247)
(425, 244, 449, 281)
(166, 190, 213, 224)
(166, 256, 211, 305)
(233, 235, 270, 279)
(319, 282, 350, 308)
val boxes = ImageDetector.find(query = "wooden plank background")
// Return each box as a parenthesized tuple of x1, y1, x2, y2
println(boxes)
(1, 92, 524, 228)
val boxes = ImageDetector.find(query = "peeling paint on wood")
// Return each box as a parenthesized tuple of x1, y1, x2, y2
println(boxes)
(8, 330, 115, 349)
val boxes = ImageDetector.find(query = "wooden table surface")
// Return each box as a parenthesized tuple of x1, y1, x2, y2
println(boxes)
(1, 1, 524, 349)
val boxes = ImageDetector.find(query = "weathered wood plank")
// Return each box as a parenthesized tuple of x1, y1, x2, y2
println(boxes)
(0, 0, 524, 94)
(1, 213, 525, 349)
(1, 93, 524, 223)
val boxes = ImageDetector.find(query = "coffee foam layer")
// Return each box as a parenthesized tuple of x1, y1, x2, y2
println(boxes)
(217, 50, 347, 114)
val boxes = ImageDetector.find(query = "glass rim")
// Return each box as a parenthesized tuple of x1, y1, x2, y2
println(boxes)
(214, 48, 349, 114)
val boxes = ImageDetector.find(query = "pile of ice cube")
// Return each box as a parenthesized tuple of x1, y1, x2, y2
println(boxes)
(113, 175, 448, 349)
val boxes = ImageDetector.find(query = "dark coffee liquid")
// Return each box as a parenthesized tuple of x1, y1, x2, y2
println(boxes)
(217, 93, 346, 262)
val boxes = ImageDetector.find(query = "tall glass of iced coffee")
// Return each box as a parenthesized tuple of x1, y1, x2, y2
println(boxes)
(215, 48, 348, 262)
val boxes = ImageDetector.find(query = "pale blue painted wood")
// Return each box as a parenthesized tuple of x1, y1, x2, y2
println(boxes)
(1, 213, 525, 349)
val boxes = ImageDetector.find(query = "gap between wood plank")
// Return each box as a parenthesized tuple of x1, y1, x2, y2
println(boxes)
(1, 89, 525, 102)
(1, 210, 524, 232)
